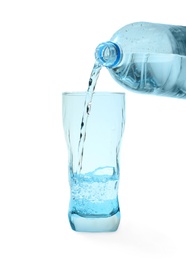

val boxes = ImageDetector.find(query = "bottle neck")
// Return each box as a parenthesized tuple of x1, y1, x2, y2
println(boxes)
(95, 41, 122, 68)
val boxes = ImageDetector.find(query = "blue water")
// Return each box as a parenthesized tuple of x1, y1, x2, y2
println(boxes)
(110, 53, 186, 98)
(69, 166, 120, 218)
(77, 62, 102, 173)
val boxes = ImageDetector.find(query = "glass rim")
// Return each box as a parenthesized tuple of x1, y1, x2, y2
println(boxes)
(62, 91, 125, 96)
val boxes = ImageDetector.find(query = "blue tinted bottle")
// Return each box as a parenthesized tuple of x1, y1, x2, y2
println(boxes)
(95, 22, 186, 98)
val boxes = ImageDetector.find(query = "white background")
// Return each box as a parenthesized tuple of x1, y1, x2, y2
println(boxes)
(1, 0, 186, 259)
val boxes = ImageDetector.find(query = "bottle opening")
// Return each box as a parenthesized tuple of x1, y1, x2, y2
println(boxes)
(95, 41, 121, 68)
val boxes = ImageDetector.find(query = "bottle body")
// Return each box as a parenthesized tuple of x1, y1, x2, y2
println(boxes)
(95, 22, 186, 98)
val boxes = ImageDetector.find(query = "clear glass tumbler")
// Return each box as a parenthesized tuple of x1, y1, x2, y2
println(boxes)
(62, 92, 125, 232)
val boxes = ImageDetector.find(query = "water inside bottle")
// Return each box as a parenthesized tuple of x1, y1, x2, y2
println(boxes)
(111, 53, 186, 98)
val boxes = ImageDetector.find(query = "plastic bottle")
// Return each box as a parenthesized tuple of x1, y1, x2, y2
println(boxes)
(95, 22, 186, 98)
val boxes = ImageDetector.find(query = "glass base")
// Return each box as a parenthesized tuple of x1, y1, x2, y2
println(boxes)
(68, 211, 120, 232)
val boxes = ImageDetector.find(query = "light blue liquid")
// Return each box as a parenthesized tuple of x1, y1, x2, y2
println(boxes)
(110, 53, 186, 98)
(77, 62, 102, 173)
(68, 166, 120, 232)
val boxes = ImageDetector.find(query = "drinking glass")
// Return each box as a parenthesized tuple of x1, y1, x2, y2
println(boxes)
(62, 92, 125, 232)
